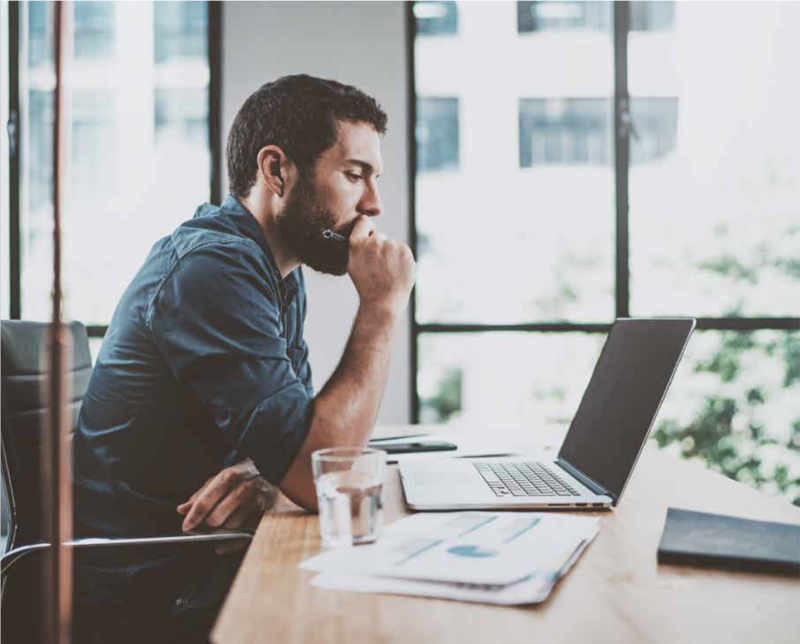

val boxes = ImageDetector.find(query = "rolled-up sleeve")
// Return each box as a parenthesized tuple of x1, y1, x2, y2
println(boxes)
(147, 241, 314, 484)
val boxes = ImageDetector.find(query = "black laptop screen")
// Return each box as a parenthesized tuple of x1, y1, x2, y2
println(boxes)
(557, 318, 694, 502)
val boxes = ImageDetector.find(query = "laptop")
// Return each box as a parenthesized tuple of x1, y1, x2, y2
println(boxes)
(400, 317, 695, 510)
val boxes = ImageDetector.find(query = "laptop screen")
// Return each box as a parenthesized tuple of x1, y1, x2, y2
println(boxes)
(557, 318, 694, 503)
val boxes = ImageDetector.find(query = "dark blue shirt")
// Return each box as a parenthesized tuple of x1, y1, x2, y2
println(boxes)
(74, 195, 315, 542)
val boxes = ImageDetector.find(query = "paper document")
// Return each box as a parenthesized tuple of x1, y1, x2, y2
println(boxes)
(300, 511, 600, 604)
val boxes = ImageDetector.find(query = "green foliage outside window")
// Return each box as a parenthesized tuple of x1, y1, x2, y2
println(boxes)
(420, 368, 462, 423)
(653, 331, 800, 507)
(652, 240, 800, 506)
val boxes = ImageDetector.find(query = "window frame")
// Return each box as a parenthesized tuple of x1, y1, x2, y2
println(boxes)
(406, 1, 800, 422)
(6, 1, 222, 339)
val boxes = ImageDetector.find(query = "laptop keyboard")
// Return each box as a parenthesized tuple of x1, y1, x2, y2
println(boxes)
(474, 462, 580, 497)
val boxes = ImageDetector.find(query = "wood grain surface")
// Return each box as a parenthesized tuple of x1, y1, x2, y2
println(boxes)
(213, 434, 800, 644)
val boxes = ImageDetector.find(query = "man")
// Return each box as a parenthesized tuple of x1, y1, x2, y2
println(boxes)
(73, 74, 415, 642)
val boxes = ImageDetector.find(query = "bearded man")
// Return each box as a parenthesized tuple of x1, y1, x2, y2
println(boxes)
(72, 74, 415, 643)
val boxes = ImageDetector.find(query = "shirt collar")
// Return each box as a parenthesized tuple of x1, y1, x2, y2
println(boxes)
(220, 194, 300, 301)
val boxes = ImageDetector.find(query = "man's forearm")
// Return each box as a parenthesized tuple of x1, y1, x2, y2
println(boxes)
(279, 304, 399, 509)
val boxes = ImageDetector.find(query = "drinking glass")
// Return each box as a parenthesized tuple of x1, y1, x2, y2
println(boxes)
(311, 447, 386, 548)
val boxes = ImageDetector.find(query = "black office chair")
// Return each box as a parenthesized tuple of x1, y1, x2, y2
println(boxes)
(0, 320, 251, 643)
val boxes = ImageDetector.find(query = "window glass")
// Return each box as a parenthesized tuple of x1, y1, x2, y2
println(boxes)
(420, 329, 800, 507)
(414, 1, 458, 36)
(413, 1, 799, 509)
(519, 98, 610, 166)
(414, 1, 614, 324)
(517, 2, 674, 34)
(629, 1, 674, 32)
(73, 1, 114, 60)
(655, 330, 800, 506)
(71, 89, 115, 197)
(20, 1, 56, 321)
(27, 0, 53, 67)
(1, 1, 10, 319)
(418, 332, 605, 431)
(416, 97, 459, 171)
(155, 87, 208, 142)
(629, 97, 678, 164)
(154, 1, 208, 63)
(628, 2, 800, 317)
(19, 2, 210, 325)
(517, 1, 611, 33)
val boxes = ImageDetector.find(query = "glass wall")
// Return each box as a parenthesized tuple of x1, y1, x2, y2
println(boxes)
(412, 1, 800, 506)
(17, 1, 210, 327)
(628, 2, 800, 318)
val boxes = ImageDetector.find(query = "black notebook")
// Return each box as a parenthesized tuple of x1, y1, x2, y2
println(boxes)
(657, 507, 800, 575)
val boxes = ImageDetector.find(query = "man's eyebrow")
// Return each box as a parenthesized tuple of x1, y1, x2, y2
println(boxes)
(344, 159, 382, 176)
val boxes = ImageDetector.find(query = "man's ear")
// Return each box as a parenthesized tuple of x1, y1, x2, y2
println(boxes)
(257, 146, 288, 198)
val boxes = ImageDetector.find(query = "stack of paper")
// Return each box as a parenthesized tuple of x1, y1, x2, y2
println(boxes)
(300, 511, 600, 605)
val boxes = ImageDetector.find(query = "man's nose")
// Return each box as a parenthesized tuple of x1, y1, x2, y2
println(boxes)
(358, 181, 382, 217)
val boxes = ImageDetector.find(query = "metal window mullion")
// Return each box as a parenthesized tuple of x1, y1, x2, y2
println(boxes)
(208, 1, 221, 205)
(406, 2, 420, 424)
(416, 319, 799, 334)
(614, 1, 630, 318)
(695, 318, 800, 332)
(418, 323, 612, 334)
(9, 1, 20, 319)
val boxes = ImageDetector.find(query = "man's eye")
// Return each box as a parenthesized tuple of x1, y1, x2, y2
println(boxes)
(345, 172, 363, 182)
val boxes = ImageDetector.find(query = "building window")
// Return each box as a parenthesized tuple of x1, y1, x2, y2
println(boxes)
(517, 1, 611, 33)
(412, 1, 800, 508)
(629, 97, 678, 163)
(630, 1, 674, 32)
(154, 1, 208, 63)
(517, 2, 674, 34)
(519, 98, 610, 166)
(416, 97, 459, 172)
(73, 1, 115, 59)
(414, 1, 458, 37)
(518, 97, 678, 167)
(14, 1, 211, 325)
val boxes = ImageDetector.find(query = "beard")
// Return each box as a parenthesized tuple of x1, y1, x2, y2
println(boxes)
(276, 174, 350, 276)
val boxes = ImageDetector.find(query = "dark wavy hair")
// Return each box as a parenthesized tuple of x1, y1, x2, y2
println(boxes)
(226, 74, 388, 199)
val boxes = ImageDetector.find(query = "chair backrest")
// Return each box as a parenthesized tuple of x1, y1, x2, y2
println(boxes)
(0, 320, 92, 551)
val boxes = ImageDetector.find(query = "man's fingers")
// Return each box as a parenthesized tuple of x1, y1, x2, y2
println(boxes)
(204, 480, 252, 528)
(212, 506, 256, 555)
(218, 504, 253, 531)
(176, 476, 213, 514)
(348, 215, 376, 244)
(181, 471, 239, 532)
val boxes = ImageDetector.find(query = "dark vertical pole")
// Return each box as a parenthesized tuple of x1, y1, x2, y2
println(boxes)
(43, 2, 72, 643)
(405, 2, 420, 424)
(9, 1, 21, 319)
(613, 2, 630, 318)
(208, 0, 222, 204)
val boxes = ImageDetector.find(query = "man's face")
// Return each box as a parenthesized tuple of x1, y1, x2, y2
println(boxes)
(277, 120, 383, 275)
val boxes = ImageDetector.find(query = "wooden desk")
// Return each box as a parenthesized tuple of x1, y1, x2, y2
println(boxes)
(213, 436, 800, 644)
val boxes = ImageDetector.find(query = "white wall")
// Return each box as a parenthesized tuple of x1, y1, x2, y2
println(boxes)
(221, 1, 411, 424)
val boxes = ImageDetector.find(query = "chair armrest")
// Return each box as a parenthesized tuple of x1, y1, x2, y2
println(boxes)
(68, 530, 253, 548)
(1, 531, 252, 577)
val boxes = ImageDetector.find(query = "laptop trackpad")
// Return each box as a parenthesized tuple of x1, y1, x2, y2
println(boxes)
(404, 469, 487, 496)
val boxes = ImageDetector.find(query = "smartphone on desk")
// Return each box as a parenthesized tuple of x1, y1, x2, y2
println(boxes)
(369, 440, 457, 455)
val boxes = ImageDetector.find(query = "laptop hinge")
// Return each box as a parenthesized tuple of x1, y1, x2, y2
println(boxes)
(555, 457, 617, 504)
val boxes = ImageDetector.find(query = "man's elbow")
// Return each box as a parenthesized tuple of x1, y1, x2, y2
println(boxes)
(278, 459, 319, 512)
(279, 484, 318, 513)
